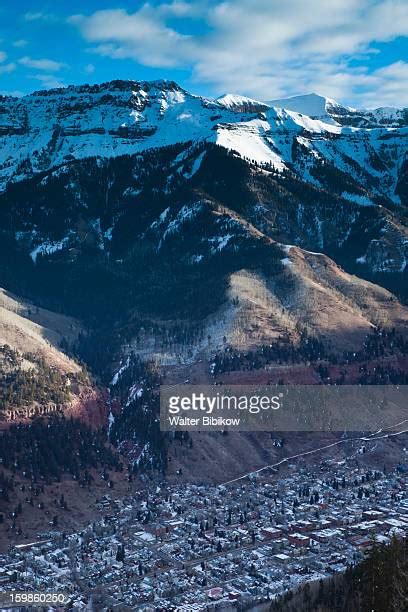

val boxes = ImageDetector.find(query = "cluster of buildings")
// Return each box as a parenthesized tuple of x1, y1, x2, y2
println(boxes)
(1, 457, 407, 610)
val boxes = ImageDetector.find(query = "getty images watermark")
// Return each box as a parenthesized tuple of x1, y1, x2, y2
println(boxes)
(166, 390, 283, 427)
(160, 385, 408, 432)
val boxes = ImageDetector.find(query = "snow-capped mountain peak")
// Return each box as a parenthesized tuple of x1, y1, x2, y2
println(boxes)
(265, 93, 348, 124)
(216, 93, 270, 113)
(265, 92, 406, 128)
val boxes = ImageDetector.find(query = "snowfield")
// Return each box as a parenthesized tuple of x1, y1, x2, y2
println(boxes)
(0, 80, 406, 202)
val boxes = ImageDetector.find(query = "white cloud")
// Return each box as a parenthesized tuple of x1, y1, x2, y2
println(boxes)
(24, 11, 44, 21)
(0, 51, 7, 62)
(13, 39, 28, 48)
(30, 73, 66, 89)
(84, 63, 95, 74)
(155, 1, 205, 18)
(69, 8, 195, 68)
(69, 0, 408, 106)
(19, 56, 66, 72)
(356, 61, 408, 108)
(0, 62, 16, 75)
(24, 11, 57, 22)
(0, 89, 24, 97)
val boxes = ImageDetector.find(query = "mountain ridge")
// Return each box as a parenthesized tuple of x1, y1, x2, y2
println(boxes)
(1, 79, 406, 191)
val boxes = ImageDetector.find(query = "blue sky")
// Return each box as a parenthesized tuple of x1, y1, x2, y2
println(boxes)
(0, 0, 407, 107)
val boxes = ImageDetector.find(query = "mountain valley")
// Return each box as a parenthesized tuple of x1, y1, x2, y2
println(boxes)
(0, 80, 407, 553)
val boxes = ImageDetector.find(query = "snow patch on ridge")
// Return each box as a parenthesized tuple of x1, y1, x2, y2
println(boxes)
(30, 237, 70, 263)
(341, 192, 374, 207)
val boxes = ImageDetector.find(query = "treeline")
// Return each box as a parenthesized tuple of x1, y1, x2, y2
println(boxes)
(319, 363, 408, 386)
(343, 327, 408, 362)
(269, 536, 408, 612)
(355, 365, 408, 385)
(210, 331, 327, 375)
(108, 353, 167, 473)
(0, 345, 70, 412)
(0, 417, 121, 482)
(211, 327, 408, 378)
(109, 352, 159, 404)
(0, 471, 14, 502)
(62, 328, 122, 383)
